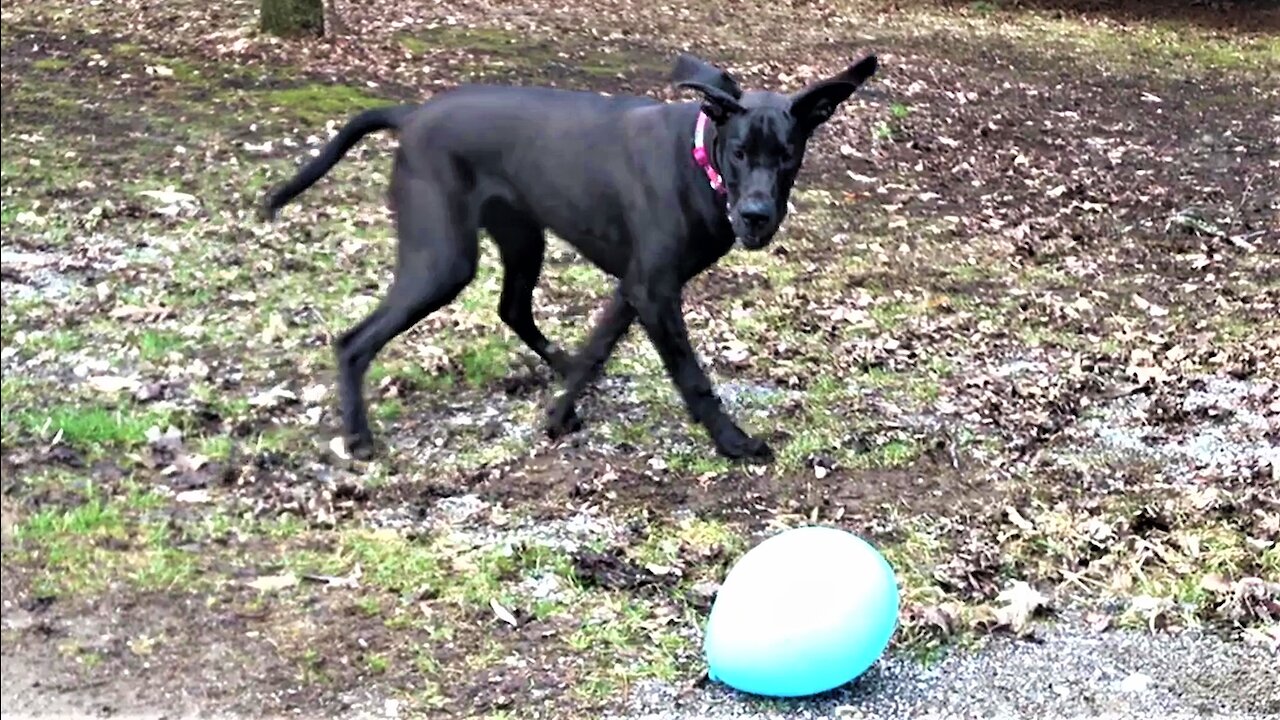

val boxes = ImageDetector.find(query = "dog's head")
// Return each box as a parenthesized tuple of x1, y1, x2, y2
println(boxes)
(672, 53, 878, 249)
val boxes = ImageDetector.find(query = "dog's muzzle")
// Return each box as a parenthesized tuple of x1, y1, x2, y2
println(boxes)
(730, 203, 778, 250)
(734, 233, 773, 251)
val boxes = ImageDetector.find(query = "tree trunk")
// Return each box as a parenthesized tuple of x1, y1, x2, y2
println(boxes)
(260, 0, 325, 37)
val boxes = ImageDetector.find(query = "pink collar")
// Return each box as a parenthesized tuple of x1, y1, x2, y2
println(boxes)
(691, 112, 727, 197)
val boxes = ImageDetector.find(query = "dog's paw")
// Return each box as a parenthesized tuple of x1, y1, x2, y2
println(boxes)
(544, 403, 583, 439)
(714, 428, 774, 463)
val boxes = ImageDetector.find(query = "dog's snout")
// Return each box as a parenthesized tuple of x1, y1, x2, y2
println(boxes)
(739, 200, 772, 229)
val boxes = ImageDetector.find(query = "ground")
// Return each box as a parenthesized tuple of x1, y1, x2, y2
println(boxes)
(1, 0, 1278, 718)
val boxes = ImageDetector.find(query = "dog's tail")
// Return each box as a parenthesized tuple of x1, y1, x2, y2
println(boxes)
(260, 104, 416, 221)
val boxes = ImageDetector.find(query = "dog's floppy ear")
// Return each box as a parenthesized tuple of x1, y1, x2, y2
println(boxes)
(789, 54, 879, 134)
(671, 53, 745, 122)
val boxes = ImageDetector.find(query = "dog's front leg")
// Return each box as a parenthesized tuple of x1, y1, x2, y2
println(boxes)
(628, 281, 773, 462)
(545, 287, 636, 438)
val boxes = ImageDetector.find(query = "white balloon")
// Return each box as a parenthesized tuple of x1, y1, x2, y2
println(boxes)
(703, 525, 900, 697)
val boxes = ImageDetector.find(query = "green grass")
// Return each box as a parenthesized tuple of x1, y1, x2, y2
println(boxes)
(664, 449, 734, 476)
(12, 486, 200, 595)
(15, 493, 125, 541)
(364, 654, 390, 674)
(852, 438, 922, 469)
(458, 336, 513, 387)
(778, 427, 837, 469)
(354, 596, 383, 617)
(32, 57, 71, 71)
(563, 591, 691, 701)
(373, 396, 405, 423)
(633, 517, 744, 574)
(258, 83, 393, 125)
(4, 403, 176, 450)
(969, 0, 998, 15)
(131, 546, 200, 590)
(396, 33, 430, 55)
(395, 23, 668, 81)
(332, 531, 446, 596)
(0, 200, 24, 227)
(869, 301, 920, 329)
(199, 435, 234, 460)
(137, 329, 186, 361)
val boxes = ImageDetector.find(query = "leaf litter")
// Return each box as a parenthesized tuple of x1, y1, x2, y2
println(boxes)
(1, 0, 1278, 717)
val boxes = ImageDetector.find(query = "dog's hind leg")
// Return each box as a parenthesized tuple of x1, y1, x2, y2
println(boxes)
(544, 287, 636, 438)
(485, 209, 573, 378)
(335, 171, 478, 458)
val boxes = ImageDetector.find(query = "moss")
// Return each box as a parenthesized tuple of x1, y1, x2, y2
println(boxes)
(399, 24, 668, 81)
(258, 83, 392, 125)
(416, 26, 528, 55)
(396, 33, 430, 55)
(260, 0, 324, 38)
(32, 57, 70, 71)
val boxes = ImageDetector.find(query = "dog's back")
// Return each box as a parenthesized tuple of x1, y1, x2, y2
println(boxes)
(401, 84, 663, 160)
(401, 85, 690, 271)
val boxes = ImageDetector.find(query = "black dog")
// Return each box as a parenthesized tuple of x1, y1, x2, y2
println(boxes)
(263, 53, 879, 461)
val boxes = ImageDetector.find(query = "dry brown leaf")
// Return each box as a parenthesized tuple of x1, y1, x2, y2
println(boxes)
(490, 598, 518, 627)
(248, 573, 299, 593)
(87, 375, 141, 394)
(992, 580, 1050, 636)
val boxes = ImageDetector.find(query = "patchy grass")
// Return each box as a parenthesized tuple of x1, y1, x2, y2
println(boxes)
(12, 485, 201, 596)
(257, 83, 394, 125)
(32, 57, 70, 71)
(396, 23, 671, 83)
(136, 329, 187, 361)
(4, 402, 177, 451)
(1, 1, 1276, 717)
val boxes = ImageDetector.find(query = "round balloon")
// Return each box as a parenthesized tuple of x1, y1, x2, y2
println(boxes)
(703, 525, 899, 698)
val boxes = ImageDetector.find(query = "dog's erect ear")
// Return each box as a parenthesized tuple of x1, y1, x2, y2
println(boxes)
(789, 54, 879, 134)
(671, 53, 745, 122)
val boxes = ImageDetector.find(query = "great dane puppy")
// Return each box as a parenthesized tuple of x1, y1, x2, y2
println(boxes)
(263, 53, 879, 461)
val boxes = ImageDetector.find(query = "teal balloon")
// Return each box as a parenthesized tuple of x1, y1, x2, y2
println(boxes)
(703, 525, 899, 698)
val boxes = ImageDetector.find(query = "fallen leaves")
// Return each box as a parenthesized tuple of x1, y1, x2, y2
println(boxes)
(302, 565, 362, 589)
(329, 436, 351, 460)
(983, 580, 1052, 637)
(1130, 294, 1169, 318)
(136, 188, 200, 217)
(1201, 576, 1280, 626)
(0, 7, 1276, 715)
(109, 304, 175, 323)
(247, 573, 300, 593)
(175, 488, 212, 503)
(1126, 348, 1172, 387)
(86, 374, 142, 394)
(489, 598, 519, 627)
(248, 384, 297, 409)
(1241, 624, 1280, 653)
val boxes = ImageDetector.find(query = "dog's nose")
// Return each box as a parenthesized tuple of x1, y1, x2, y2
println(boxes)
(739, 201, 772, 229)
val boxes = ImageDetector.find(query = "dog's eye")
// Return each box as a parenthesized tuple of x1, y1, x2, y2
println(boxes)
(733, 148, 747, 161)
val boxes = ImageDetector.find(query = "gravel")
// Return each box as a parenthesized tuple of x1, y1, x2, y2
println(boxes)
(1071, 376, 1277, 481)
(610, 615, 1280, 720)
(368, 492, 628, 550)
